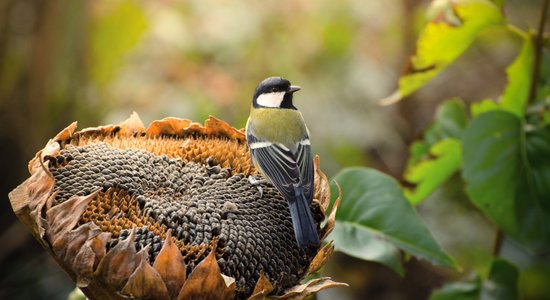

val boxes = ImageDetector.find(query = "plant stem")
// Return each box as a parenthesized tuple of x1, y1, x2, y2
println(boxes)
(528, 0, 549, 103)
(492, 229, 504, 257)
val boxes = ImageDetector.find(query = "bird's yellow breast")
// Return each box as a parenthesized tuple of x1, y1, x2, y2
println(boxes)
(247, 108, 308, 146)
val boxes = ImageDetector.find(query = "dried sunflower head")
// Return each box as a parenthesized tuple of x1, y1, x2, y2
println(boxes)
(9, 113, 345, 299)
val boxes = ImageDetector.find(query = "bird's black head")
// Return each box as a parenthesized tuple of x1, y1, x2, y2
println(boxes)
(252, 77, 301, 109)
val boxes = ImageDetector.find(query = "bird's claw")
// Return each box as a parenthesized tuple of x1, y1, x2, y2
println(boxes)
(248, 176, 266, 198)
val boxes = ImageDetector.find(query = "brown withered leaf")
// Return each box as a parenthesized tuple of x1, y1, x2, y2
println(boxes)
(178, 248, 236, 300)
(204, 116, 246, 143)
(321, 182, 341, 241)
(89, 232, 110, 270)
(94, 228, 138, 290)
(58, 223, 101, 270)
(118, 112, 145, 136)
(72, 226, 105, 287)
(153, 229, 186, 299)
(46, 190, 98, 246)
(51, 121, 78, 143)
(313, 156, 331, 214)
(145, 117, 192, 136)
(248, 273, 275, 300)
(306, 241, 335, 276)
(273, 277, 348, 299)
(122, 246, 170, 300)
(9, 150, 59, 240)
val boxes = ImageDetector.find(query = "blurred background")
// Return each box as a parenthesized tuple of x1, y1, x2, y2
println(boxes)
(0, 0, 547, 299)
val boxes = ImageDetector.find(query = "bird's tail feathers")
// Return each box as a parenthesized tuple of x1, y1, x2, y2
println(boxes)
(289, 185, 320, 248)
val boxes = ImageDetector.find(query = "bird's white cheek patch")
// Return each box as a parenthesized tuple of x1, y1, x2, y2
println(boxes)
(249, 141, 273, 149)
(256, 92, 285, 108)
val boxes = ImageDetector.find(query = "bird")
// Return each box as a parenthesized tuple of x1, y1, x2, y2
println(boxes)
(245, 76, 320, 248)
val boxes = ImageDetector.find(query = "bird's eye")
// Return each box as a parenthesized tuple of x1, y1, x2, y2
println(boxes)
(271, 87, 278, 92)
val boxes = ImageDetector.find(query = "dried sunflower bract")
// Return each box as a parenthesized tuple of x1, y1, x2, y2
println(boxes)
(9, 113, 346, 299)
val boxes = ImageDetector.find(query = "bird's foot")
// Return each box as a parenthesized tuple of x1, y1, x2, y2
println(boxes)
(248, 176, 267, 198)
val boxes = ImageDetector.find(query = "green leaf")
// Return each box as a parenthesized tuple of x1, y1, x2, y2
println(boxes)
(329, 167, 457, 274)
(381, 0, 504, 104)
(90, 2, 148, 85)
(470, 34, 534, 118)
(525, 124, 550, 212)
(408, 98, 468, 166)
(404, 99, 467, 204)
(430, 259, 519, 300)
(425, 98, 469, 144)
(501, 33, 534, 117)
(430, 277, 481, 300)
(462, 111, 550, 250)
(471, 99, 501, 117)
(405, 138, 462, 205)
(329, 222, 404, 275)
(480, 259, 519, 300)
(408, 140, 431, 167)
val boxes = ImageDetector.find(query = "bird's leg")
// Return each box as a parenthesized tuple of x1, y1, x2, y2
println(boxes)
(248, 175, 267, 197)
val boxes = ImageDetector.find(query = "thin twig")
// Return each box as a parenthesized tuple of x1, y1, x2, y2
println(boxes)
(528, 0, 549, 103)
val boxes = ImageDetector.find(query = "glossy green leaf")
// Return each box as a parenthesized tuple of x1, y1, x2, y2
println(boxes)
(381, 0, 504, 104)
(430, 277, 481, 300)
(90, 2, 148, 85)
(408, 98, 468, 166)
(425, 98, 469, 144)
(329, 222, 404, 275)
(329, 168, 456, 274)
(480, 259, 519, 300)
(430, 259, 519, 300)
(462, 111, 550, 250)
(405, 138, 462, 205)
(404, 99, 467, 204)
(525, 124, 550, 212)
(408, 141, 431, 168)
(501, 33, 534, 117)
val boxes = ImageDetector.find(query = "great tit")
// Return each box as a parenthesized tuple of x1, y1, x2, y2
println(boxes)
(246, 77, 320, 248)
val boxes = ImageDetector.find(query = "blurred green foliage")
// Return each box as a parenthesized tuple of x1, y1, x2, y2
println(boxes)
(90, 1, 148, 86)
(332, 0, 550, 299)
(0, 0, 548, 299)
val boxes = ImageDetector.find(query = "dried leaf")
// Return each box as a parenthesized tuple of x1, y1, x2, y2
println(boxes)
(9, 153, 58, 241)
(153, 229, 186, 299)
(52, 121, 78, 142)
(118, 112, 145, 136)
(122, 247, 170, 300)
(313, 156, 331, 214)
(273, 277, 348, 299)
(57, 223, 101, 269)
(178, 248, 235, 300)
(46, 190, 98, 245)
(146, 117, 192, 136)
(306, 241, 334, 276)
(249, 272, 275, 300)
(95, 228, 138, 290)
(88, 232, 110, 271)
(321, 183, 341, 241)
(73, 225, 104, 287)
(204, 116, 246, 143)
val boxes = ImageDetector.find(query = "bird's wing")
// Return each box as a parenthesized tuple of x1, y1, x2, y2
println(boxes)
(295, 140, 314, 202)
(248, 135, 314, 202)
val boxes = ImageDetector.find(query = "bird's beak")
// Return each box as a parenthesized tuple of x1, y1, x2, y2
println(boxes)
(288, 85, 301, 93)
